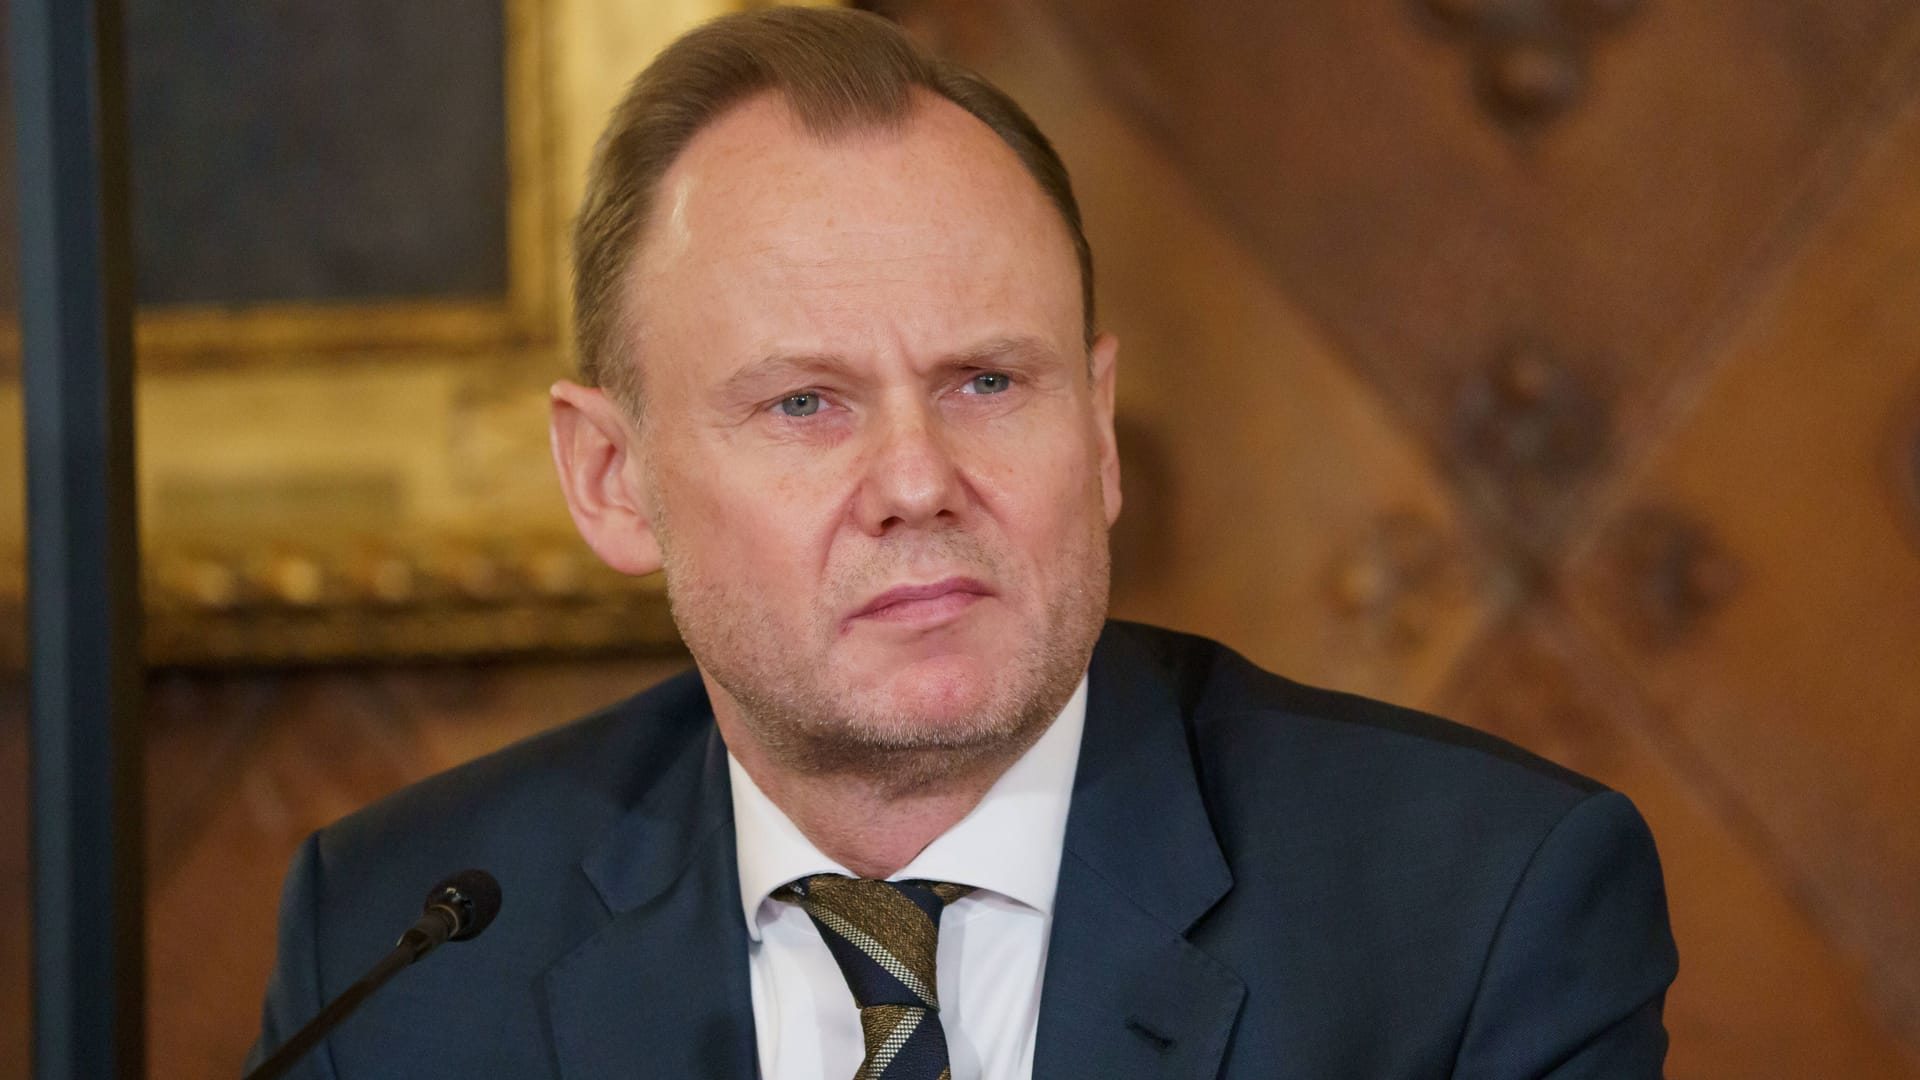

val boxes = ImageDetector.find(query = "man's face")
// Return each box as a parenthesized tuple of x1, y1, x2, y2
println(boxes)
(620, 92, 1120, 777)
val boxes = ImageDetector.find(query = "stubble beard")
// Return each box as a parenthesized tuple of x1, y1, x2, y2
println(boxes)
(660, 520, 1111, 794)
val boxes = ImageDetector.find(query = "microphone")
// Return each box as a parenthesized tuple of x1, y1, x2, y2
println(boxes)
(400, 868, 503, 958)
(244, 870, 502, 1080)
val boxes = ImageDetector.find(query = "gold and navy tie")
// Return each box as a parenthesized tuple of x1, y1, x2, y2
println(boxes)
(775, 874, 974, 1080)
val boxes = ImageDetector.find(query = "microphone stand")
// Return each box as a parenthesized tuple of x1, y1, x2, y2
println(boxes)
(242, 939, 420, 1080)
(244, 870, 500, 1080)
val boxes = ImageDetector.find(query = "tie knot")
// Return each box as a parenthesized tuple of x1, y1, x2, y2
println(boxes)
(774, 875, 973, 1010)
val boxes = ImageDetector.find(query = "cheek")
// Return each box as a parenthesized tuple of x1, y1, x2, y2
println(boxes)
(663, 454, 846, 580)
(972, 432, 1106, 540)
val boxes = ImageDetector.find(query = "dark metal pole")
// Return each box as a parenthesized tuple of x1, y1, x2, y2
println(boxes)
(9, 0, 144, 1075)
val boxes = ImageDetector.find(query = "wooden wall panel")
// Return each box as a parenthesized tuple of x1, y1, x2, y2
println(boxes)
(949, 2, 1499, 706)
(1567, 85, 1920, 1055)
(1035, 0, 1920, 546)
(1444, 615, 1916, 1077)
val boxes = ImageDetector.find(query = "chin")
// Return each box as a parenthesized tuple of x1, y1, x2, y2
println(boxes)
(855, 655, 1003, 731)
(807, 649, 1044, 754)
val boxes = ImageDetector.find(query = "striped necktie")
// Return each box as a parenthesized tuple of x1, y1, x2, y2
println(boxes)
(775, 874, 975, 1080)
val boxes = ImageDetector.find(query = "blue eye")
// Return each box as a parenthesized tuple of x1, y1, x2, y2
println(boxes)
(778, 393, 822, 417)
(967, 372, 1012, 394)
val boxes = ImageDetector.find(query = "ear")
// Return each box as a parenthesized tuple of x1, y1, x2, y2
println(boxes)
(549, 380, 663, 576)
(1090, 332, 1123, 527)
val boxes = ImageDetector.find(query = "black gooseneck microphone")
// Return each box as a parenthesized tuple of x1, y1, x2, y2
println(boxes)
(243, 869, 502, 1080)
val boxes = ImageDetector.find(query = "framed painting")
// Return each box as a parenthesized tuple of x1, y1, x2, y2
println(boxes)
(0, 0, 828, 664)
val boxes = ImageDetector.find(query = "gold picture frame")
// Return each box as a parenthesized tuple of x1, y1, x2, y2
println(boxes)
(0, 0, 807, 666)
(132, 0, 563, 374)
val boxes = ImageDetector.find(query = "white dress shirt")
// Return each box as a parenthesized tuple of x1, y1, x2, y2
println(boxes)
(728, 676, 1088, 1080)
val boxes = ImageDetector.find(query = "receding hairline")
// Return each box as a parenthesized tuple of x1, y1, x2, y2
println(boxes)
(570, 6, 1097, 417)
(626, 87, 926, 271)
(610, 88, 1091, 404)
(628, 87, 1076, 271)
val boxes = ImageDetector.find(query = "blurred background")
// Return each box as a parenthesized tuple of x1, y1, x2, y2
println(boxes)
(3, 0, 1918, 1075)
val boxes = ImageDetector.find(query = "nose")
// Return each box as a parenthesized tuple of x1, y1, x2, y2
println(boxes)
(851, 397, 966, 535)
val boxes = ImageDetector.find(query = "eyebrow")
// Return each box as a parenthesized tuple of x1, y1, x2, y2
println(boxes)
(948, 335, 1055, 370)
(718, 335, 1058, 399)
(717, 352, 846, 400)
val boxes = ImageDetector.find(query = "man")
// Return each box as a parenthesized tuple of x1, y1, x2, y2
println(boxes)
(250, 8, 1676, 1078)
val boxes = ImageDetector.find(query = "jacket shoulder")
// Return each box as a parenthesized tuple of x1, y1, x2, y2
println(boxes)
(1100, 620, 1602, 805)
(1094, 620, 1618, 907)
(249, 666, 717, 1075)
(319, 665, 713, 862)
(292, 664, 713, 977)
(1093, 624, 1675, 1073)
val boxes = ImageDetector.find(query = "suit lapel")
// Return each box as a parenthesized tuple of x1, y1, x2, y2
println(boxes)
(1034, 626, 1246, 1079)
(541, 726, 759, 1080)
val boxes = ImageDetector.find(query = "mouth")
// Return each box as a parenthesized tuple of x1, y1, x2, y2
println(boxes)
(846, 576, 995, 626)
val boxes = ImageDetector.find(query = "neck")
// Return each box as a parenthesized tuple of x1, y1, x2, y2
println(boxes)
(715, 706, 1047, 880)
(747, 763, 999, 879)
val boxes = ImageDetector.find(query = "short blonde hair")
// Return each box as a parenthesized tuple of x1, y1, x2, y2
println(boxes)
(571, 6, 1094, 412)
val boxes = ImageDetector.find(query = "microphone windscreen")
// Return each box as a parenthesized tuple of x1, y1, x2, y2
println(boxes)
(427, 869, 502, 941)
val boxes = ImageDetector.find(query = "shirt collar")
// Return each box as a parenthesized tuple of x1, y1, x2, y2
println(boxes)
(729, 675, 1088, 940)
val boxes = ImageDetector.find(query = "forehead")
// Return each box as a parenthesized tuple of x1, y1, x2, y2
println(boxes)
(625, 91, 1082, 367)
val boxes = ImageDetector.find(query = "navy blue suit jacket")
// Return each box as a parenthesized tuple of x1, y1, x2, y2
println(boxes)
(248, 622, 1677, 1078)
